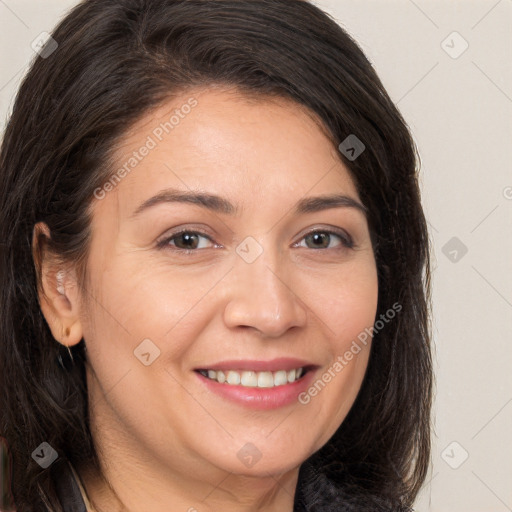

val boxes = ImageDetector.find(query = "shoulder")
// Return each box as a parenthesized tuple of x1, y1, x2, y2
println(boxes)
(294, 462, 414, 512)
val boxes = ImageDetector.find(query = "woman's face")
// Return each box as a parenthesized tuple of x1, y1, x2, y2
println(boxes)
(79, 88, 378, 484)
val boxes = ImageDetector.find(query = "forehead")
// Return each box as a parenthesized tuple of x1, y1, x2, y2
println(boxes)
(99, 87, 360, 217)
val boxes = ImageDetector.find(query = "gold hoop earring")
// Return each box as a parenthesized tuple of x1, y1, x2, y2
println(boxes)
(67, 345, 74, 363)
(57, 345, 74, 370)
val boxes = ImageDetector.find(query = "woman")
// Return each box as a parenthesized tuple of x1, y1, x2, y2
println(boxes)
(0, 0, 432, 510)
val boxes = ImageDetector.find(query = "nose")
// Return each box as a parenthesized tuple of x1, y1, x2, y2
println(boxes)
(222, 249, 308, 338)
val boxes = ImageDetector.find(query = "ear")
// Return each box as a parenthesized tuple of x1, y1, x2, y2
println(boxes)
(32, 222, 83, 347)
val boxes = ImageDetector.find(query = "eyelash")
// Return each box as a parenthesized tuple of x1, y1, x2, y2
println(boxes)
(156, 228, 355, 254)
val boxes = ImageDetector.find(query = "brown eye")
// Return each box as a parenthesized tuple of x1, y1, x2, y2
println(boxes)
(299, 230, 353, 250)
(158, 231, 214, 251)
(173, 232, 200, 250)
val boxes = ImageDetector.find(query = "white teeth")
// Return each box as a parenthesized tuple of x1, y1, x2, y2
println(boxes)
(273, 370, 288, 386)
(226, 371, 241, 385)
(241, 371, 258, 387)
(257, 371, 274, 388)
(200, 367, 305, 387)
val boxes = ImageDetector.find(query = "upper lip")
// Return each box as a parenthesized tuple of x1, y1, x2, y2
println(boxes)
(195, 357, 317, 373)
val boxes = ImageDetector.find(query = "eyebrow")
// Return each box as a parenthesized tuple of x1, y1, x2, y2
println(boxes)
(130, 188, 367, 218)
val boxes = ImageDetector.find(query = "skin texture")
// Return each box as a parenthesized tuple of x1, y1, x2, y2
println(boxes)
(36, 87, 379, 512)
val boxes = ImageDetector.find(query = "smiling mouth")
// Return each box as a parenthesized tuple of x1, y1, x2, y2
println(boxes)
(195, 366, 312, 388)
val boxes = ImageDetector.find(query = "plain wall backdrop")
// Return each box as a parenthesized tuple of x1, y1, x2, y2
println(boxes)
(1, 1, 511, 511)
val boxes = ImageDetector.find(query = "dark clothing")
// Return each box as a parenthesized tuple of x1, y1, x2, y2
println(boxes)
(49, 458, 407, 512)
(51, 458, 88, 512)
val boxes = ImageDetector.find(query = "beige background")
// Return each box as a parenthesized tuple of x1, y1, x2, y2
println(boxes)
(1, 1, 511, 511)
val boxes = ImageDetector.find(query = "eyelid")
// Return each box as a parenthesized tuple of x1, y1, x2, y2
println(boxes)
(156, 224, 355, 252)
(294, 226, 354, 248)
(156, 228, 219, 250)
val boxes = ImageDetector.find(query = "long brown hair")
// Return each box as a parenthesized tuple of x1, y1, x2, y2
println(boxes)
(0, 1, 432, 510)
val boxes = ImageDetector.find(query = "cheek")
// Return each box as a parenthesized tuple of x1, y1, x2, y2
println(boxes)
(82, 244, 378, 372)
(307, 256, 379, 345)
(80, 252, 226, 373)
(298, 258, 378, 428)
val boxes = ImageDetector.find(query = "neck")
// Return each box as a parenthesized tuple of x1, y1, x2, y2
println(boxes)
(78, 457, 300, 512)
(82, 371, 301, 511)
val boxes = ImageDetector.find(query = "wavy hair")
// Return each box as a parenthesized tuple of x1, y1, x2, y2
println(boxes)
(0, 1, 432, 510)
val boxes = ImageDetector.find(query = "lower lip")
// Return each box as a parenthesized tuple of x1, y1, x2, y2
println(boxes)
(195, 369, 316, 410)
